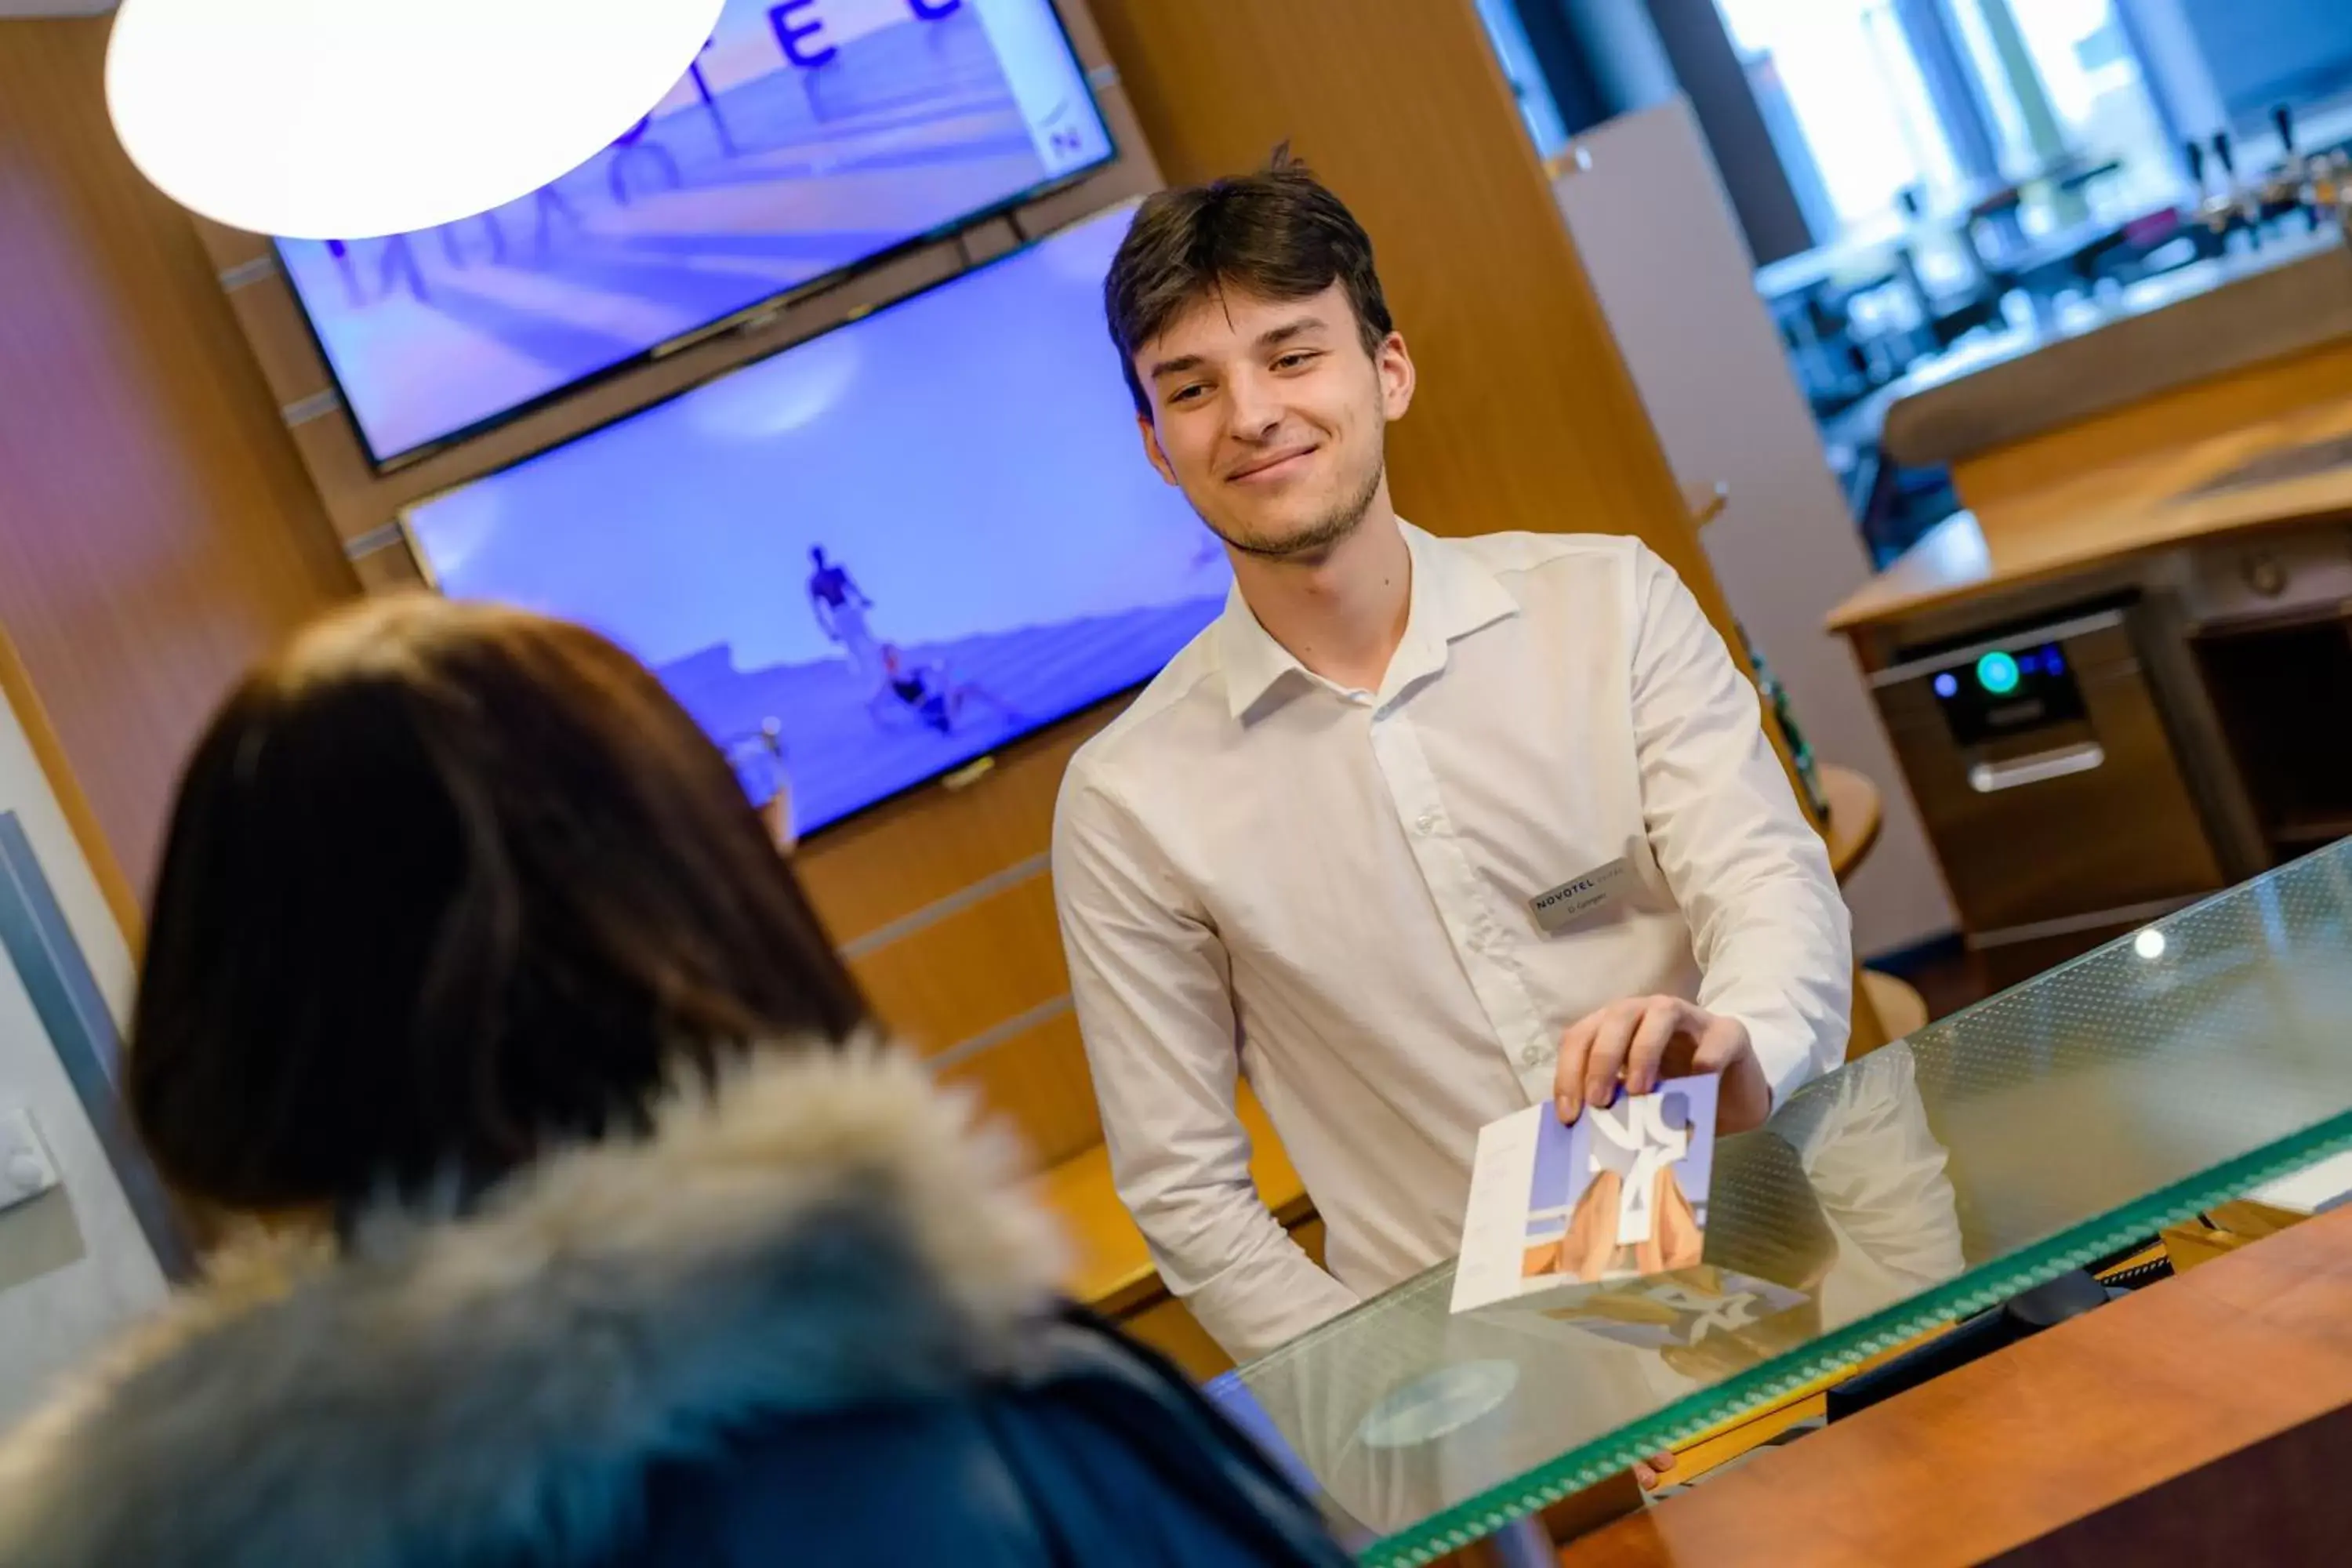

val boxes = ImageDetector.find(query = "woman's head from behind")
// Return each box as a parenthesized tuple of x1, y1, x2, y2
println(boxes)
(130, 595, 866, 1216)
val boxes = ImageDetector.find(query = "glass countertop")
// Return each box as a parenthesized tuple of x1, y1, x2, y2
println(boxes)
(1207, 840, 2352, 1565)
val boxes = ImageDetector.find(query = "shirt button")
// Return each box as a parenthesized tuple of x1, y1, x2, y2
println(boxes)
(1416, 811, 1437, 833)
(1521, 1043, 1548, 1069)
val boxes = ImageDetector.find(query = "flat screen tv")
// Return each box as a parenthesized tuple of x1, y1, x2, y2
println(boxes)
(279, 0, 1115, 468)
(401, 202, 1229, 839)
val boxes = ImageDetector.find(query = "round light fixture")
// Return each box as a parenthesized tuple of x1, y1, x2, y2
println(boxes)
(2133, 928, 2167, 961)
(105, 0, 725, 240)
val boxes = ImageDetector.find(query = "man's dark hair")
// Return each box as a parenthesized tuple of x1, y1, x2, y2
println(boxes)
(1104, 147, 1393, 415)
(129, 596, 869, 1213)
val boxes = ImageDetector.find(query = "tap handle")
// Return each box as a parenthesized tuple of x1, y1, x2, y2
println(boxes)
(2275, 103, 2298, 156)
(2185, 138, 2205, 190)
(2214, 129, 2237, 179)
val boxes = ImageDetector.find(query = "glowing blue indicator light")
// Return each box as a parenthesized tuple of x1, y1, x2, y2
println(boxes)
(1976, 650, 2021, 695)
(1933, 672, 1958, 699)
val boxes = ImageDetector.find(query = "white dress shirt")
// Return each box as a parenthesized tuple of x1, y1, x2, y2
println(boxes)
(1051, 524, 1853, 1363)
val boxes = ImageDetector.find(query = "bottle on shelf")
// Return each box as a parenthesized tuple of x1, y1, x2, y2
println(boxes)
(2258, 103, 2313, 231)
(2187, 140, 2230, 252)
(2211, 130, 2263, 250)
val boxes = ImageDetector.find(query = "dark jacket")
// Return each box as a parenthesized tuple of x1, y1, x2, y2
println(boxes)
(0, 1042, 1348, 1567)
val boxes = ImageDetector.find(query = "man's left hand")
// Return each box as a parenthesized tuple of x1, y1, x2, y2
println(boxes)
(1552, 996, 1770, 1134)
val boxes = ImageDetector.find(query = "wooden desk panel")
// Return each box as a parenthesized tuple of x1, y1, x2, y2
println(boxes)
(1564, 1202, 2352, 1566)
(1829, 341, 2352, 635)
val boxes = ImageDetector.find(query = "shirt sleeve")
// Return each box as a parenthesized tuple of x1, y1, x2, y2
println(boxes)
(1053, 768, 1360, 1363)
(1626, 544, 1853, 1109)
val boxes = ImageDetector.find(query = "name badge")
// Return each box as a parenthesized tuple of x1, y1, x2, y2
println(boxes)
(1528, 858, 1633, 934)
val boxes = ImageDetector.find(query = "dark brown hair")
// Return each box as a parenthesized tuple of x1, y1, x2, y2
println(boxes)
(128, 595, 868, 1213)
(1104, 147, 1394, 413)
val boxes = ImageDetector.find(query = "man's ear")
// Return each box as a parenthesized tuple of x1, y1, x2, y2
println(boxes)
(1377, 331, 1417, 421)
(1138, 414, 1179, 486)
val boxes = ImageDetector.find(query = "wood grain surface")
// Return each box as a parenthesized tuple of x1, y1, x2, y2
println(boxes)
(1565, 1201, 2352, 1566)
(0, 19, 358, 905)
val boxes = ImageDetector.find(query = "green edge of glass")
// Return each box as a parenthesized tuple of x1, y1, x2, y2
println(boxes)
(1362, 1108, 2352, 1566)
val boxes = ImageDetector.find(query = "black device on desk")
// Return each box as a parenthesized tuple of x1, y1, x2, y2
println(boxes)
(1926, 641, 2087, 750)
(1826, 1269, 2109, 1422)
(1868, 597, 2229, 985)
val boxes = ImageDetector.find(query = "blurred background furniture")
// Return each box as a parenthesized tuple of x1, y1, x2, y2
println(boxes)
(1830, 238, 2352, 985)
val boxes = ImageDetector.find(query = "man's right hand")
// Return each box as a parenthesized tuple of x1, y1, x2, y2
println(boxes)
(1553, 994, 1771, 1135)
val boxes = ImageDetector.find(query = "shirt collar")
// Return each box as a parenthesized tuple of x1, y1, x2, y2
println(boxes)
(1217, 521, 1521, 720)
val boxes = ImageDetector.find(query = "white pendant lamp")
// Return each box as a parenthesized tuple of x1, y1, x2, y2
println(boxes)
(105, 0, 727, 240)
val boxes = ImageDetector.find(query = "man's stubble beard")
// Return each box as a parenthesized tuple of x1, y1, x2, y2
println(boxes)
(1207, 448, 1387, 564)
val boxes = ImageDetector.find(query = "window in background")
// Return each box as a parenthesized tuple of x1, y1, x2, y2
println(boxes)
(1475, 0, 1573, 158)
(1714, 0, 1967, 236)
(1950, 0, 2180, 226)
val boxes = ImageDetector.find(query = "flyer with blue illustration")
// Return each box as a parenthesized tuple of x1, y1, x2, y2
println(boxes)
(1451, 1076, 1808, 1344)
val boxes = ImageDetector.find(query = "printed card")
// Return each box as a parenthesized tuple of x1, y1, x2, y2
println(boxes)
(1451, 1075, 1719, 1316)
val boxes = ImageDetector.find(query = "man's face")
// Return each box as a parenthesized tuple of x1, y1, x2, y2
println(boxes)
(1133, 281, 1414, 560)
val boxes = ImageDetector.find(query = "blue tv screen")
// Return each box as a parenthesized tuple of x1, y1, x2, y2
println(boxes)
(279, 0, 1114, 467)
(401, 203, 1229, 838)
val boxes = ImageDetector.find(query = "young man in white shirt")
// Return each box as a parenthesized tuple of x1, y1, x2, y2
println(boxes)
(1053, 157, 1853, 1367)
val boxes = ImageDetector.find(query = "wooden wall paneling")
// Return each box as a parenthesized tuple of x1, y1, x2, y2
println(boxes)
(187, 0, 1163, 555)
(0, 18, 359, 902)
(203, 245, 335, 423)
(843, 870, 1068, 1054)
(0, 621, 141, 938)
(935, 1006, 1102, 1170)
(347, 544, 429, 595)
(793, 701, 1116, 942)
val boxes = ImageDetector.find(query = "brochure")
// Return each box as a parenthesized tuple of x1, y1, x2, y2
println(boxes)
(1450, 1075, 1720, 1316)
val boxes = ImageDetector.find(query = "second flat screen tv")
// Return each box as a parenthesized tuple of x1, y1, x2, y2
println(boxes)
(402, 202, 1229, 839)
(281, 0, 1114, 466)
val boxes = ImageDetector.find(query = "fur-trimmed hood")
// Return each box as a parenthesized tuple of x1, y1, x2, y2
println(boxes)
(0, 1037, 1069, 1568)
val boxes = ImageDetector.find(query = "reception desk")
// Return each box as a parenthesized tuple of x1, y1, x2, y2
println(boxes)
(1207, 844, 2352, 1563)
